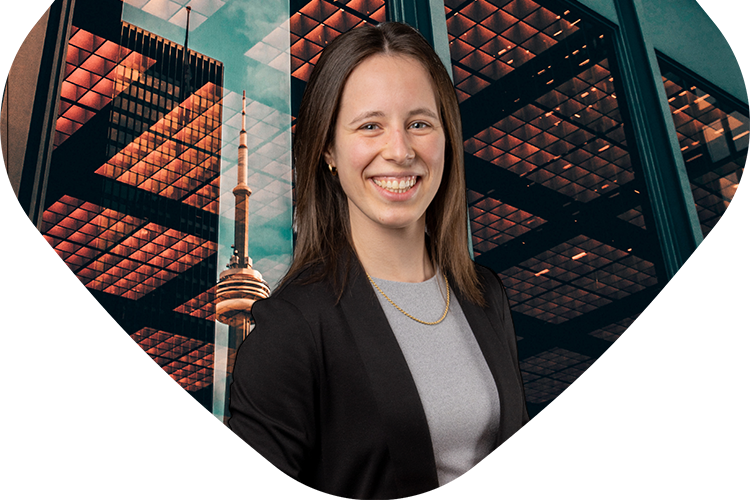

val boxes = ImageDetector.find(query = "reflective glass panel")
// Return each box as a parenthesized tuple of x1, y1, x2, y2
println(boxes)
(660, 59, 748, 237)
(447, 0, 665, 415)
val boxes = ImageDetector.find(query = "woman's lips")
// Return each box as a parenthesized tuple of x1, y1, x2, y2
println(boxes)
(371, 175, 418, 194)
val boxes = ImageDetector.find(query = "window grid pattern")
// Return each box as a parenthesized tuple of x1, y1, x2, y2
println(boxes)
(442, 0, 667, 414)
(243, 19, 291, 74)
(588, 316, 636, 342)
(106, 23, 211, 151)
(96, 82, 223, 212)
(251, 256, 294, 291)
(520, 347, 593, 404)
(41, 196, 217, 300)
(662, 73, 748, 236)
(467, 189, 547, 256)
(173, 285, 218, 321)
(465, 60, 633, 203)
(292, 0, 385, 81)
(123, 0, 225, 31)
(245, 0, 384, 81)
(55, 27, 155, 147)
(78, 222, 217, 300)
(690, 162, 744, 235)
(445, 0, 580, 102)
(131, 327, 214, 392)
(498, 235, 657, 324)
(663, 76, 749, 164)
(617, 205, 646, 229)
(42, 195, 145, 272)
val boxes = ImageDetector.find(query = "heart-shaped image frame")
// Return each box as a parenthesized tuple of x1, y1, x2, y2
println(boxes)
(1, 0, 750, 498)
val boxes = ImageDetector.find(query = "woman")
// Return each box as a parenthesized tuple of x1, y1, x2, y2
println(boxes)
(228, 22, 528, 499)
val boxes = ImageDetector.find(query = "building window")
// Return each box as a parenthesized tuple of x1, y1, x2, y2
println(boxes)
(659, 57, 748, 237)
(445, 0, 665, 414)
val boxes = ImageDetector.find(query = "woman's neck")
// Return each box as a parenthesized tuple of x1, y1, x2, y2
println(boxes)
(350, 219, 434, 283)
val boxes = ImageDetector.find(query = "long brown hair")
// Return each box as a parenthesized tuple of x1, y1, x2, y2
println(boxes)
(283, 22, 484, 305)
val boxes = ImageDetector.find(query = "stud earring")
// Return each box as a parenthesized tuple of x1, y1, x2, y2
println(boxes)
(328, 164, 337, 176)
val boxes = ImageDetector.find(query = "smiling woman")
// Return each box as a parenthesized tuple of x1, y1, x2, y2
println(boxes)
(325, 54, 446, 268)
(228, 22, 528, 499)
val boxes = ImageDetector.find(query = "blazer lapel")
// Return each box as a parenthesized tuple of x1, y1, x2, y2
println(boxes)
(338, 262, 440, 497)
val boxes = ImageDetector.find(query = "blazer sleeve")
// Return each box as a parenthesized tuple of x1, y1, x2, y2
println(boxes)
(228, 296, 320, 481)
(482, 267, 530, 424)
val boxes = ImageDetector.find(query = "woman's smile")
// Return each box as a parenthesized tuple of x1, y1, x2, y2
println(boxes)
(371, 175, 418, 194)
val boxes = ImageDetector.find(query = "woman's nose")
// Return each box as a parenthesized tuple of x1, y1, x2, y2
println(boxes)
(381, 128, 415, 164)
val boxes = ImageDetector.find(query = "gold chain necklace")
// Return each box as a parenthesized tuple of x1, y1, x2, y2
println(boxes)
(366, 271, 450, 325)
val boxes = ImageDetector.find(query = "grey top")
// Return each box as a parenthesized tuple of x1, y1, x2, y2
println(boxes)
(370, 273, 501, 486)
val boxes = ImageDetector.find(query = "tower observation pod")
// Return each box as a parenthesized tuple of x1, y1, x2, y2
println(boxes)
(215, 90, 271, 339)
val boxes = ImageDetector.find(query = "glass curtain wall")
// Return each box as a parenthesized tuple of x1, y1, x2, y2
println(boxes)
(659, 56, 748, 237)
(35, 0, 295, 415)
(40, 1, 226, 411)
(443, 0, 668, 415)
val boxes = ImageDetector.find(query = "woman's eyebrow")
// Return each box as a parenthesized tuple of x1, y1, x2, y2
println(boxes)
(348, 110, 385, 126)
(408, 108, 439, 120)
(347, 108, 439, 126)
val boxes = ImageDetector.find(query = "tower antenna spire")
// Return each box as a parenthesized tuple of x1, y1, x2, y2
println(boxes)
(215, 90, 270, 339)
(180, 6, 192, 103)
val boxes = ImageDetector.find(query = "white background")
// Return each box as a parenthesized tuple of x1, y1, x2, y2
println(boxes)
(1, 1, 748, 498)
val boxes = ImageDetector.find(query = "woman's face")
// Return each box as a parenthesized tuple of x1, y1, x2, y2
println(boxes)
(325, 54, 445, 236)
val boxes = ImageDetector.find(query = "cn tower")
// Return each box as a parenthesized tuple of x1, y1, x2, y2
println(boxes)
(215, 91, 271, 339)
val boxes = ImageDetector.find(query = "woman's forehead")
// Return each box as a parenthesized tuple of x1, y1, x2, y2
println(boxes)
(338, 54, 440, 113)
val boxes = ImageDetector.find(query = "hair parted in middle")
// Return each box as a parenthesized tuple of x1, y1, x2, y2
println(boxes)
(285, 21, 484, 305)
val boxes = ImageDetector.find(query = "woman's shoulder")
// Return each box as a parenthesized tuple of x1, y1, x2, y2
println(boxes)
(244, 265, 334, 351)
(469, 261, 511, 310)
(261, 262, 339, 311)
(471, 261, 505, 290)
(246, 263, 345, 353)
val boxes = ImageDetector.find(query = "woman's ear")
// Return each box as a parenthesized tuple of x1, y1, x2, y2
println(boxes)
(323, 150, 334, 167)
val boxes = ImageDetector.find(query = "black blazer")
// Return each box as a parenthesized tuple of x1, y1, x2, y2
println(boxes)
(228, 260, 528, 499)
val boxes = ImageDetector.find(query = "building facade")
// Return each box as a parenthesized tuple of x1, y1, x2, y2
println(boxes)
(4, 0, 227, 410)
(2, 0, 747, 420)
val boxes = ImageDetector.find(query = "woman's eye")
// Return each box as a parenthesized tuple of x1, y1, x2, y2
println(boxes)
(361, 123, 378, 131)
(410, 121, 430, 129)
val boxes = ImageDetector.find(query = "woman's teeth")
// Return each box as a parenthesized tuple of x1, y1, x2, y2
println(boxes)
(373, 176, 417, 194)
